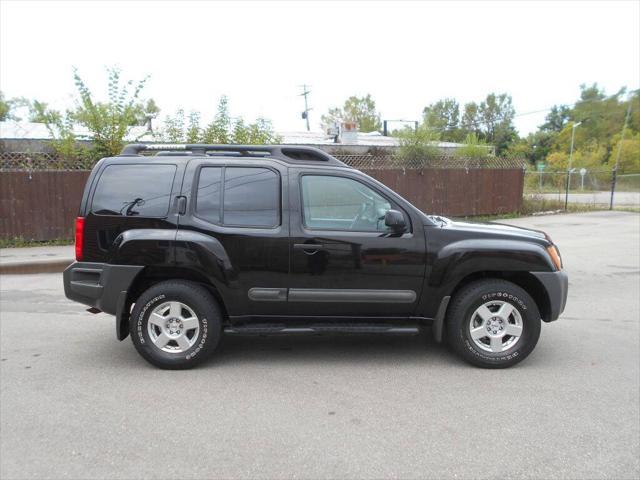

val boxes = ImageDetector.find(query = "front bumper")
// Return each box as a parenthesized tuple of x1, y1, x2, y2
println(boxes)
(63, 261, 143, 316)
(531, 270, 568, 322)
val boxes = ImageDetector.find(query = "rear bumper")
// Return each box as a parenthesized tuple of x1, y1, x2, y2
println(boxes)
(63, 262, 143, 315)
(532, 270, 568, 322)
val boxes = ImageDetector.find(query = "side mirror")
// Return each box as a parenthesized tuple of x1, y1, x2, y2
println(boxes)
(384, 209, 406, 232)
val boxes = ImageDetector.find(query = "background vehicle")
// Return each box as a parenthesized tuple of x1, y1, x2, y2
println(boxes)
(63, 144, 568, 369)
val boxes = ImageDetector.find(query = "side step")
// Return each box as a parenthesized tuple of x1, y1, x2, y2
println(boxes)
(224, 323, 420, 335)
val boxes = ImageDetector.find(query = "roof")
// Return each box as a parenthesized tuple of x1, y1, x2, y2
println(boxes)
(120, 143, 349, 167)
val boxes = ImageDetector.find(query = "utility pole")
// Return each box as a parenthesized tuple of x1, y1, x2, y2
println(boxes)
(299, 85, 311, 131)
(610, 100, 633, 210)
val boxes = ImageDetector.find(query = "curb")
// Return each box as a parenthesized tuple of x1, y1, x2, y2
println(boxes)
(0, 258, 73, 275)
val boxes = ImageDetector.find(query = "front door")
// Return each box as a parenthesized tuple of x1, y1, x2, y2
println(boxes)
(287, 169, 426, 318)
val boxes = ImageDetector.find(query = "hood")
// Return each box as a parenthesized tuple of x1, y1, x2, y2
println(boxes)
(425, 215, 550, 245)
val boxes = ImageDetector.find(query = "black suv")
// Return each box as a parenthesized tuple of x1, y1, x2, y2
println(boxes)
(63, 144, 568, 369)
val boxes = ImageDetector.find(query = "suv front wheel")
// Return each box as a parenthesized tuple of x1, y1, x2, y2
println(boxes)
(446, 279, 541, 368)
(129, 280, 222, 369)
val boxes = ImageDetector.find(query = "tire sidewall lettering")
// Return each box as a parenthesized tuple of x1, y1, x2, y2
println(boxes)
(186, 318, 207, 361)
(137, 294, 166, 345)
(481, 291, 527, 311)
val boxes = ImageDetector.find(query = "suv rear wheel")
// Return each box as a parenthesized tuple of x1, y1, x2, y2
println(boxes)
(446, 279, 541, 368)
(129, 280, 222, 369)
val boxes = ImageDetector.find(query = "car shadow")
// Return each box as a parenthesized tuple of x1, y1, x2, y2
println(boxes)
(199, 330, 461, 369)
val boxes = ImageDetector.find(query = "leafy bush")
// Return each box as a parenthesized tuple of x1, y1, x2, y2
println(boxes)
(396, 124, 441, 167)
(455, 133, 491, 158)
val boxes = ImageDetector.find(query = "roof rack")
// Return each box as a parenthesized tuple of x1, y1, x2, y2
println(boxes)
(120, 143, 348, 167)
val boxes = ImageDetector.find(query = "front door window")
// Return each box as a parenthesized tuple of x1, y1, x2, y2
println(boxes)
(301, 175, 393, 232)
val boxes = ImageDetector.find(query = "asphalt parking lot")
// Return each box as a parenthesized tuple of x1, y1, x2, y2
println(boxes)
(1, 211, 639, 480)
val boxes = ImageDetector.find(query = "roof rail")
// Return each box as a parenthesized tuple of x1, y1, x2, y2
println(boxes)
(120, 143, 348, 167)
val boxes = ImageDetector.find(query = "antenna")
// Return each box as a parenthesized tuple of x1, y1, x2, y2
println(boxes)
(299, 84, 312, 131)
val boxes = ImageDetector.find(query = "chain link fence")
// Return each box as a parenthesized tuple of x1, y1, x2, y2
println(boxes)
(0, 152, 95, 171)
(335, 155, 525, 170)
(1, 151, 526, 172)
(524, 169, 640, 208)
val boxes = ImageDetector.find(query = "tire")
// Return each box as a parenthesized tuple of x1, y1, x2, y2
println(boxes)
(129, 280, 222, 369)
(446, 279, 541, 368)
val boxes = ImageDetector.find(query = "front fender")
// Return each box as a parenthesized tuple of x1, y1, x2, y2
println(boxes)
(418, 239, 555, 318)
(431, 239, 555, 287)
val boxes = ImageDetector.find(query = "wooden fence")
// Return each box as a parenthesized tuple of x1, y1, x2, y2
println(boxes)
(0, 168, 524, 241)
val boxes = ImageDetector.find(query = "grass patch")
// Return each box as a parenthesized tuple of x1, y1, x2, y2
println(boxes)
(455, 195, 613, 223)
(0, 237, 74, 249)
(518, 195, 602, 215)
(452, 212, 521, 223)
(613, 206, 640, 213)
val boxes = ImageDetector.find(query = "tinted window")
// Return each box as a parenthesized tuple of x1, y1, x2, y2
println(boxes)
(92, 164, 176, 217)
(301, 175, 391, 232)
(223, 167, 279, 227)
(195, 167, 222, 223)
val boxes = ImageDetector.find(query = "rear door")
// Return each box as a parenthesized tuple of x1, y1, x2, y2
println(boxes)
(177, 158, 290, 318)
(287, 168, 426, 317)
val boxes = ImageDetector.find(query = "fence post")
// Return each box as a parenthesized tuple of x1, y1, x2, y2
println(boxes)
(564, 170, 571, 211)
(609, 167, 617, 210)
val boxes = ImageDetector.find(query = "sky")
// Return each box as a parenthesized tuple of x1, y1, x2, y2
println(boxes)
(1, 0, 639, 136)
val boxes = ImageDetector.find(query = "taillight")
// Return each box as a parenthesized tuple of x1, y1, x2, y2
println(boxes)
(75, 217, 85, 261)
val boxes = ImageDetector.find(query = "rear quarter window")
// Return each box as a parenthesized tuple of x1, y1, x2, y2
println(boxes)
(91, 164, 176, 217)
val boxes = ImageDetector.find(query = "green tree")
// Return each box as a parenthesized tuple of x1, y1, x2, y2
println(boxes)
(71, 67, 151, 158)
(543, 86, 640, 172)
(240, 117, 281, 145)
(161, 109, 186, 143)
(31, 67, 158, 162)
(0, 91, 29, 121)
(159, 96, 281, 145)
(202, 96, 231, 144)
(540, 105, 570, 132)
(185, 111, 201, 143)
(608, 132, 640, 173)
(506, 130, 555, 165)
(478, 93, 516, 155)
(0, 91, 10, 121)
(422, 98, 461, 142)
(29, 100, 61, 123)
(461, 102, 481, 137)
(321, 94, 382, 133)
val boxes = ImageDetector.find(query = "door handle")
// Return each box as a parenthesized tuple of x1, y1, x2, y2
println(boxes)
(176, 196, 187, 215)
(293, 243, 325, 255)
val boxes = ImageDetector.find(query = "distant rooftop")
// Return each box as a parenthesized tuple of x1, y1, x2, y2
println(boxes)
(0, 121, 154, 142)
(279, 130, 400, 147)
(0, 121, 469, 150)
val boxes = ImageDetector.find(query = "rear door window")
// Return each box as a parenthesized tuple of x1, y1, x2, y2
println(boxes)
(223, 167, 279, 227)
(195, 166, 280, 228)
(91, 164, 176, 217)
(195, 167, 223, 224)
